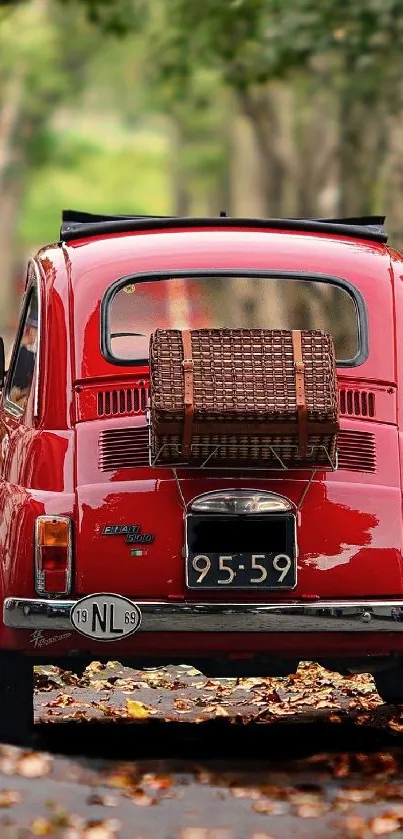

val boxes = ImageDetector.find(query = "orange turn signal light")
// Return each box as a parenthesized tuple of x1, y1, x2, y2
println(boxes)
(37, 517, 70, 548)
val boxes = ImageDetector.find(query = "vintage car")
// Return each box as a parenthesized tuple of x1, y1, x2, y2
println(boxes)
(1, 210, 403, 743)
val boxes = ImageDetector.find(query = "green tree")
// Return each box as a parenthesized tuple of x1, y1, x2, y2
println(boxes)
(148, 0, 403, 217)
(56, 0, 403, 218)
(0, 0, 100, 338)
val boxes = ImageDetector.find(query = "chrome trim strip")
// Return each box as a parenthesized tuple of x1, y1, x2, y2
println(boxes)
(32, 260, 42, 420)
(5, 598, 403, 633)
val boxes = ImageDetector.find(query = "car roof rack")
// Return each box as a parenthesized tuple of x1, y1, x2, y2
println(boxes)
(60, 210, 388, 244)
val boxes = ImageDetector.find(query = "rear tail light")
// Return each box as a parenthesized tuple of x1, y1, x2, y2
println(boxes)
(35, 516, 72, 596)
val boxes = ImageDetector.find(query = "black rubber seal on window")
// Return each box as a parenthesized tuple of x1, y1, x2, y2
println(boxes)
(3, 282, 37, 416)
(61, 214, 388, 244)
(100, 269, 368, 369)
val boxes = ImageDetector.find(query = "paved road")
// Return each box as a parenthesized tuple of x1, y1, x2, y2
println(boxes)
(33, 661, 384, 726)
(0, 663, 403, 837)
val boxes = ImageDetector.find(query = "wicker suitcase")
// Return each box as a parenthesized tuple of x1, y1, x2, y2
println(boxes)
(149, 328, 339, 468)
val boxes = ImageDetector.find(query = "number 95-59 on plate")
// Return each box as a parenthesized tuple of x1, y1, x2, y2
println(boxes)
(186, 551, 296, 590)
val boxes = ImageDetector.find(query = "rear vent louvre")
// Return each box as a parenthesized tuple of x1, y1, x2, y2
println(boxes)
(97, 383, 150, 418)
(99, 427, 376, 474)
(99, 426, 376, 472)
(337, 429, 376, 473)
(99, 426, 149, 471)
(339, 388, 375, 418)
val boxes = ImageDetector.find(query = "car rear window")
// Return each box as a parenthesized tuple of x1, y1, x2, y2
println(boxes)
(104, 274, 362, 365)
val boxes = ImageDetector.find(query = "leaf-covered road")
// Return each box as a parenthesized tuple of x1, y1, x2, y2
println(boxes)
(34, 661, 387, 726)
(2, 662, 403, 837)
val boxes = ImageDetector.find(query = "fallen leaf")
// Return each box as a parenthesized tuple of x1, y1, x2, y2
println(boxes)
(336, 788, 375, 803)
(47, 693, 76, 708)
(295, 802, 328, 818)
(384, 804, 403, 817)
(290, 791, 324, 806)
(333, 755, 353, 779)
(45, 804, 70, 828)
(130, 790, 156, 807)
(143, 773, 173, 791)
(90, 680, 112, 691)
(87, 794, 119, 807)
(250, 834, 277, 839)
(126, 699, 151, 719)
(370, 815, 401, 835)
(344, 815, 367, 834)
(174, 699, 192, 711)
(0, 789, 20, 807)
(34, 673, 60, 691)
(30, 818, 54, 836)
(17, 753, 52, 778)
(214, 707, 230, 717)
(230, 787, 260, 800)
(0, 756, 18, 775)
(388, 720, 403, 733)
(60, 670, 80, 686)
(86, 662, 105, 674)
(252, 800, 287, 815)
(82, 820, 122, 839)
(91, 702, 115, 716)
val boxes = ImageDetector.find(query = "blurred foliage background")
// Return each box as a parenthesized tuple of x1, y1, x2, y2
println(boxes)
(1, 0, 403, 344)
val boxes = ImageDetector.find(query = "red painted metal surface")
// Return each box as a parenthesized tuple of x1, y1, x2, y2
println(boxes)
(0, 223, 401, 663)
(6, 629, 403, 659)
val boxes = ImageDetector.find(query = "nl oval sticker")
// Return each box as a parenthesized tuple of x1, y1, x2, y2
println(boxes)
(70, 593, 142, 641)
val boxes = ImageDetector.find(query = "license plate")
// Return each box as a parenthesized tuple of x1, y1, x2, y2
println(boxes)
(186, 514, 296, 590)
(70, 593, 142, 641)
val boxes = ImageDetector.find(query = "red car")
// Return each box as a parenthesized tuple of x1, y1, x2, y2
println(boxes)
(1, 211, 402, 743)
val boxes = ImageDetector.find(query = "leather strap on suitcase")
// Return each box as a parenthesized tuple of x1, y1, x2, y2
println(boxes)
(292, 330, 308, 457)
(180, 328, 309, 458)
(181, 330, 194, 455)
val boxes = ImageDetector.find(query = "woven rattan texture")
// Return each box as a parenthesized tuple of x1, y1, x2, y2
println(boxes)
(149, 328, 338, 467)
(150, 328, 338, 422)
(150, 432, 337, 467)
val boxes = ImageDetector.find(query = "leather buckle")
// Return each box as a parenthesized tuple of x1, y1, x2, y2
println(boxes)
(294, 361, 305, 373)
(183, 359, 194, 370)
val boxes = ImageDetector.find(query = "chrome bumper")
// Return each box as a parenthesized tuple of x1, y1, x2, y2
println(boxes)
(4, 597, 403, 633)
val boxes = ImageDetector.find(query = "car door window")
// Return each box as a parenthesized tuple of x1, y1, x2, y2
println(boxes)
(6, 289, 38, 412)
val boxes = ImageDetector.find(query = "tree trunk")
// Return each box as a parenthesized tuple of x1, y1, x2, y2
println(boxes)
(238, 89, 287, 217)
(292, 81, 337, 218)
(0, 61, 28, 341)
(0, 169, 24, 347)
(336, 61, 387, 219)
(229, 110, 268, 217)
(169, 118, 191, 215)
(0, 69, 26, 189)
(0, 0, 52, 341)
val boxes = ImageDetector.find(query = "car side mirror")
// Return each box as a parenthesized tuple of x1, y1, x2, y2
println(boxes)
(0, 338, 5, 390)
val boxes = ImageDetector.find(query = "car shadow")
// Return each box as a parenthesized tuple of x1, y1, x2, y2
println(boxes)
(31, 703, 403, 765)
